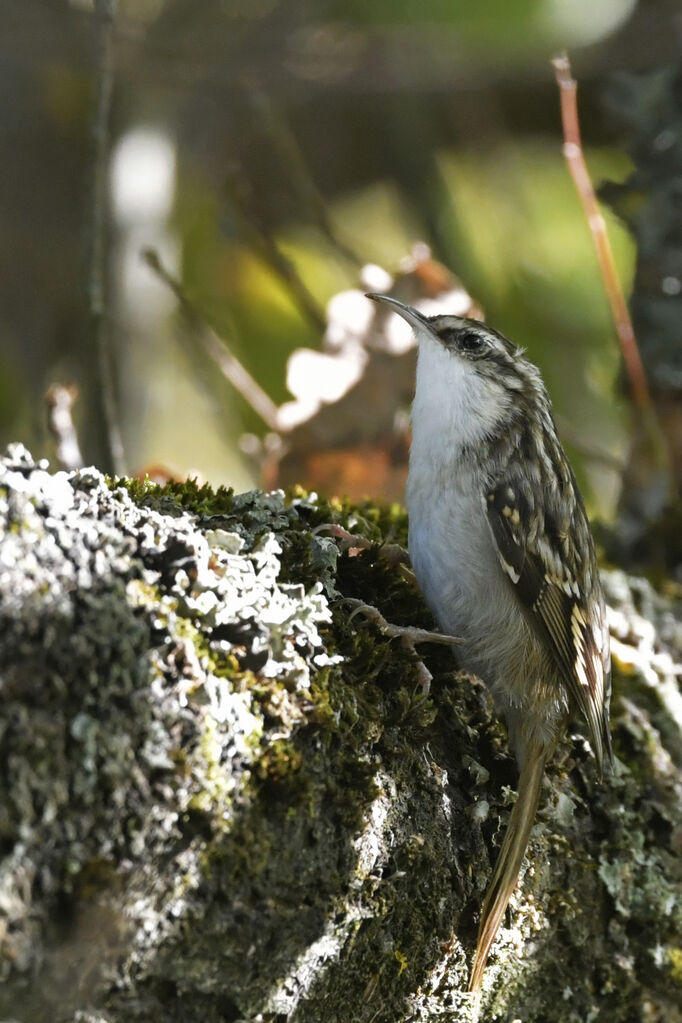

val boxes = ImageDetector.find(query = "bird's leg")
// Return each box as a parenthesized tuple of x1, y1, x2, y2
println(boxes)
(312, 523, 375, 553)
(316, 524, 443, 689)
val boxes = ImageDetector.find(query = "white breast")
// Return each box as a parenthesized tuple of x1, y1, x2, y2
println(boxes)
(406, 334, 524, 676)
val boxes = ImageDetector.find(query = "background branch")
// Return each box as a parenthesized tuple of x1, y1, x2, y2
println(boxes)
(88, 0, 125, 475)
(223, 164, 328, 333)
(143, 247, 282, 432)
(552, 53, 650, 412)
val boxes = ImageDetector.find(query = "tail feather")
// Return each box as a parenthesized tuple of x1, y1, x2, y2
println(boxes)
(468, 748, 547, 993)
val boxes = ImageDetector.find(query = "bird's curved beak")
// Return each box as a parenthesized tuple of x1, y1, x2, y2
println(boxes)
(365, 293, 430, 334)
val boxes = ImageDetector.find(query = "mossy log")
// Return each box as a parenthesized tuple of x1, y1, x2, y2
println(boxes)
(0, 445, 680, 1023)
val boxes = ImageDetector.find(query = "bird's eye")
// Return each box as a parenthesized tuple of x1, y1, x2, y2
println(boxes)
(457, 331, 485, 354)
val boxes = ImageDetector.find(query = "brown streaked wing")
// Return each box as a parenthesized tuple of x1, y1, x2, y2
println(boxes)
(485, 479, 610, 769)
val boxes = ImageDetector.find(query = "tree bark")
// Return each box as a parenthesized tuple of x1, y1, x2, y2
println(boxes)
(0, 445, 680, 1023)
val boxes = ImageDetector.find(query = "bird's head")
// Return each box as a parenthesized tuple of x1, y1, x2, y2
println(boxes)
(366, 293, 547, 448)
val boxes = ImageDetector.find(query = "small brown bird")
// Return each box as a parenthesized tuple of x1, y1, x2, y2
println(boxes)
(367, 294, 612, 992)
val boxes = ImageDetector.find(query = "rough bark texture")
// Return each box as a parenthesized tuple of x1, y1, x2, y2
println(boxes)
(1, 445, 681, 1023)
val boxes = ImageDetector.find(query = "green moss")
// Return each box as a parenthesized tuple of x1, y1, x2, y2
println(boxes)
(126, 576, 167, 609)
(394, 949, 408, 975)
(169, 746, 190, 775)
(255, 738, 304, 784)
(110, 473, 236, 516)
(667, 947, 682, 986)
(307, 667, 341, 730)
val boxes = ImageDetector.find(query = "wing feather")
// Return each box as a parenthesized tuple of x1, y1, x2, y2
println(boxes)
(485, 473, 611, 769)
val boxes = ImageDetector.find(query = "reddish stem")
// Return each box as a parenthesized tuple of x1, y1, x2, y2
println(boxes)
(552, 52, 651, 411)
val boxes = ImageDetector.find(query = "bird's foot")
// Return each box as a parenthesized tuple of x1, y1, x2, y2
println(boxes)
(341, 598, 460, 694)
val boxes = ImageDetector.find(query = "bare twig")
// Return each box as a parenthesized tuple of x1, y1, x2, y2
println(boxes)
(89, 0, 125, 475)
(552, 53, 650, 411)
(247, 85, 363, 268)
(142, 248, 281, 432)
(224, 165, 327, 332)
(46, 384, 84, 471)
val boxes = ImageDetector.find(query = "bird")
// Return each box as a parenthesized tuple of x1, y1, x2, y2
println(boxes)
(366, 293, 613, 992)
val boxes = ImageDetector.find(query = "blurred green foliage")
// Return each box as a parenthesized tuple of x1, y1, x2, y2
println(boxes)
(0, 0, 659, 515)
(174, 138, 632, 512)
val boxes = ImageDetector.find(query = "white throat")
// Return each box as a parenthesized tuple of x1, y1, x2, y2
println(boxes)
(410, 332, 509, 463)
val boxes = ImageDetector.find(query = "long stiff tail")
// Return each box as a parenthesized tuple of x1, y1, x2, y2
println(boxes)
(468, 747, 547, 992)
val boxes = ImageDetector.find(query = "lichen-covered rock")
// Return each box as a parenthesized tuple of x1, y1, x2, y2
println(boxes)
(0, 445, 680, 1023)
